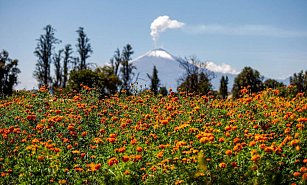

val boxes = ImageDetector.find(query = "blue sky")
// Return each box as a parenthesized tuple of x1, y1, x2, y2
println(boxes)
(1, 0, 307, 89)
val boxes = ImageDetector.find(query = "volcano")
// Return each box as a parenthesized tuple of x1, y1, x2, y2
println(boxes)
(131, 48, 290, 92)
(132, 48, 185, 91)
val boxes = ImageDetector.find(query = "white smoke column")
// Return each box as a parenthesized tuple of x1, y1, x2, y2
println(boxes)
(150, 15, 185, 47)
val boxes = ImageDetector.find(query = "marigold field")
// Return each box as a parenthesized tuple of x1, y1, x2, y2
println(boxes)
(1, 86, 306, 184)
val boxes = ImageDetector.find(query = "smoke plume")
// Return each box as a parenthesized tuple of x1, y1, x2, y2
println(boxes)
(150, 15, 185, 45)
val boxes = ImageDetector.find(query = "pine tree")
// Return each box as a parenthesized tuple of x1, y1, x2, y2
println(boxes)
(147, 65, 160, 95)
(219, 76, 228, 99)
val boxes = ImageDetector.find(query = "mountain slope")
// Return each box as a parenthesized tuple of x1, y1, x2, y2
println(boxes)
(132, 48, 185, 91)
(131, 48, 289, 92)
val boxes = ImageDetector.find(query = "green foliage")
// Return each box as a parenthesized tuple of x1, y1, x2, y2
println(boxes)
(120, 44, 136, 93)
(264, 79, 285, 89)
(232, 66, 263, 98)
(147, 65, 160, 95)
(159, 86, 168, 96)
(177, 56, 213, 95)
(95, 66, 122, 97)
(0, 50, 21, 97)
(290, 70, 307, 94)
(33, 25, 61, 87)
(68, 69, 98, 91)
(68, 67, 121, 97)
(219, 75, 228, 99)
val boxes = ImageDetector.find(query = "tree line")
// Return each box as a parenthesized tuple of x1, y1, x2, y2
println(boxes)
(1, 24, 307, 98)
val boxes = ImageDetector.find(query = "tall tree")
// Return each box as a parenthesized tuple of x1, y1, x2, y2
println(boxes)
(110, 48, 121, 76)
(120, 44, 135, 92)
(33, 25, 60, 87)
(0, 50, 20, 96)
(62, 44, 73, 88)
(76, 27, 92, 70)
(147, 65, 160, 95)
(232, 66, 263, 98)
(177, 56, 213, 95)
(219, 76, 228, 99)
(290, 70, 307, 93)
(53, 49, 63, 88)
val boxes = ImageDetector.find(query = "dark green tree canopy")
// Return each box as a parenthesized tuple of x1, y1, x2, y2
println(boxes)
(232, 66, 263, 98)
(177, 56, 213, 95)
(264, 79, 285, 89)
(68, 67, 121, 97)
(290, 70, 307, 93)
(0, 50, 20, 96)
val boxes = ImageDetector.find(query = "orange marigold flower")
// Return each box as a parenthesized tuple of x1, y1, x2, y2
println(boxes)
(302, 173, 307, 181)
(122, 155, 129, 162)
(108, 157, 119, 166)
(130, 138, 137, 145)
(133, 155, 142, 162)
(80, 153, 86, 159)
(136, 146, 143, 152)
(225, 150, 232, 156)
(249, 141, 256, 147)
(233, 137, 240, 143)
(300, 167, 307, 173)
(58, 179, 67, 184)
(161, 120, 169, 125)
(81, 131, 87, 137)
(219, 162, 227, 168)
(219, 137, 225, 142)
(199, 137, 208, 144)
(231, 162, 237, 168)
(106, 137, 116, 143)
(54, 148, 61, 153)
(37, 156, 44, 162)
(67, 145, 73, 150)
(251, 154, 260, 162)
(157, 151, 164, 158)
(118, 147, 126, 153)
(293, 172, 301, 177)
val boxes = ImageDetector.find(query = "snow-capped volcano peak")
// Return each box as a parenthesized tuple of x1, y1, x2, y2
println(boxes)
(146, 48, 177, 60)
(133, 48, 178, 62)
(132, 48, 184, 91)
